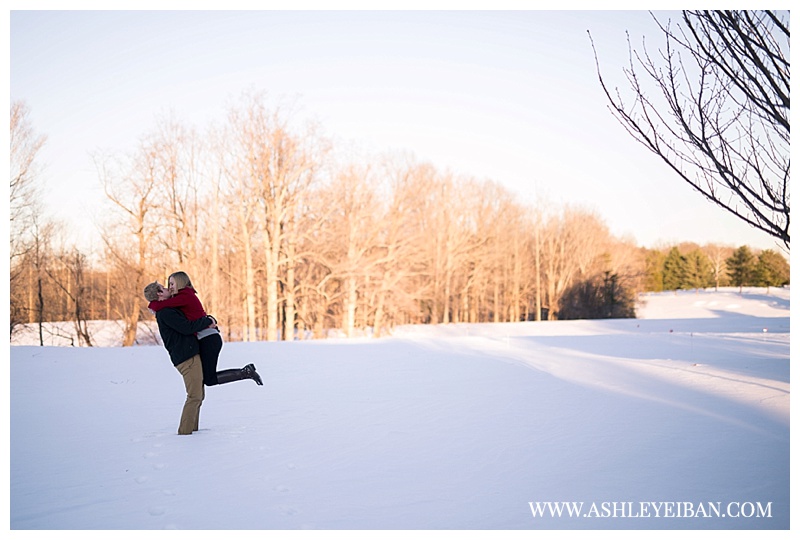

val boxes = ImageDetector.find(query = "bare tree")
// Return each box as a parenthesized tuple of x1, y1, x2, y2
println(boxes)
(96, 144, 163, 346)
(310, 162, 381, 337)
(703, 243, 734, 290)
(591, 10, 790, 247)
(10, 101, 46, 261)
(26, 216, 53, 345)
(236, 198, 260, 341)
(371, 159, 435, 334)
(531, 209, 544, 321)
(424, 173, 488, 324)
(46, 247, 94, 346)
(149, 115, 203, 267)
(10, 101, 47, 335)
(222, 93, 324, 341)
(209, 117, 257, 340)
(453, 178, 513, 323)
(539, 207, 611, 319)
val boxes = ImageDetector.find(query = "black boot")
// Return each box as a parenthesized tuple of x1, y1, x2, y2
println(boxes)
(215, 365, 263, 386)
(215, 368, 249, 385)
(243, 363, 263, 386)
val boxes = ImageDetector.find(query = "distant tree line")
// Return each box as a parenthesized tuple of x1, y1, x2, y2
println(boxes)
(9, 96, 789, 345)
(643, 243, 789, 294)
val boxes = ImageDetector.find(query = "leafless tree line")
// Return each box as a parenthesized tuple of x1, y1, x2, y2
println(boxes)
(11, 94, 648, 345)
(97, 93, 651, 344)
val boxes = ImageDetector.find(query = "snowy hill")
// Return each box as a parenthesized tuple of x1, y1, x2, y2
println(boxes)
(9, 288, 790, 530)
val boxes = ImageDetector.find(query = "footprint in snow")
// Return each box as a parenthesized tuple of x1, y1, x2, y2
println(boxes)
(148, 506, 166, 516)
(278, 505, 299, 516)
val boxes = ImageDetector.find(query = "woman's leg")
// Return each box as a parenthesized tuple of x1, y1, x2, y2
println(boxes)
(216, 364, 263, 385)
(199, 333, 223, 386)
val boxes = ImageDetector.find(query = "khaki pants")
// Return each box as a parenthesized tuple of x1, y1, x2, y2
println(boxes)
(175, 354, 204, 435)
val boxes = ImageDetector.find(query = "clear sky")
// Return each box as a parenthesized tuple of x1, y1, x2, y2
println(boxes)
(8, 5, 786, 253)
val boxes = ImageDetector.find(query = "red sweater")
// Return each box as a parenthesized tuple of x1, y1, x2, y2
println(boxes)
(148, 286, 207, 321)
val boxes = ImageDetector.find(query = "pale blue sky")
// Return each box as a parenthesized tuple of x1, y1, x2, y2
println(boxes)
(9, 8, 784, 252)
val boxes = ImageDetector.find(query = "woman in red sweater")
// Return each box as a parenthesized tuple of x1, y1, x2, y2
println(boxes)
(148, 271, 262, 386)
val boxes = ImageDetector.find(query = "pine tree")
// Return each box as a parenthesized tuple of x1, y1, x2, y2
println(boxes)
(662, 247, 688, 291)
(644, 249, 665, 292)
(685, 249, 713, 291)
(754, 250, 790, 291)
(557, 272, 636, 320)
(726, 246, 756, 292)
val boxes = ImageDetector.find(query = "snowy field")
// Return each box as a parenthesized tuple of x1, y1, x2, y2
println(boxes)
(9, 288, 791, 532)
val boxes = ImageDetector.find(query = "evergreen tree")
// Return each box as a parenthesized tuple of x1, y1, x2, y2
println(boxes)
(754, 250, 790, 290)
(726, 246, 756, 292)
(558, 272, 636, 320)
(644, 249, 665, 292)
(685, 249, 713, 291)
(662, 247, 688, 290)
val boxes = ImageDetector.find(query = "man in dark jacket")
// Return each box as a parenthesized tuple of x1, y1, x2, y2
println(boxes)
(145, 282, 217, 435)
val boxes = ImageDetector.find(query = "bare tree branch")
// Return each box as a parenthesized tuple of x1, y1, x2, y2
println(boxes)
(590, 10, 789, 247)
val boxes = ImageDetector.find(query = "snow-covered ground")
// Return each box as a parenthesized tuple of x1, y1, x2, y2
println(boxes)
(9, 288, 790, 531)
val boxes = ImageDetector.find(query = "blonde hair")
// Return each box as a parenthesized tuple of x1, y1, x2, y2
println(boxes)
(169, 271, 193, 291)
(143, 282, 162, 302)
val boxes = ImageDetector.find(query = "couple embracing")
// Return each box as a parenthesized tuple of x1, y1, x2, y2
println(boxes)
(144, 271, 262, 435)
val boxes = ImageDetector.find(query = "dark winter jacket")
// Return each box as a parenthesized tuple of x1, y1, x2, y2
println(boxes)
(155, 307, 214, 367)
